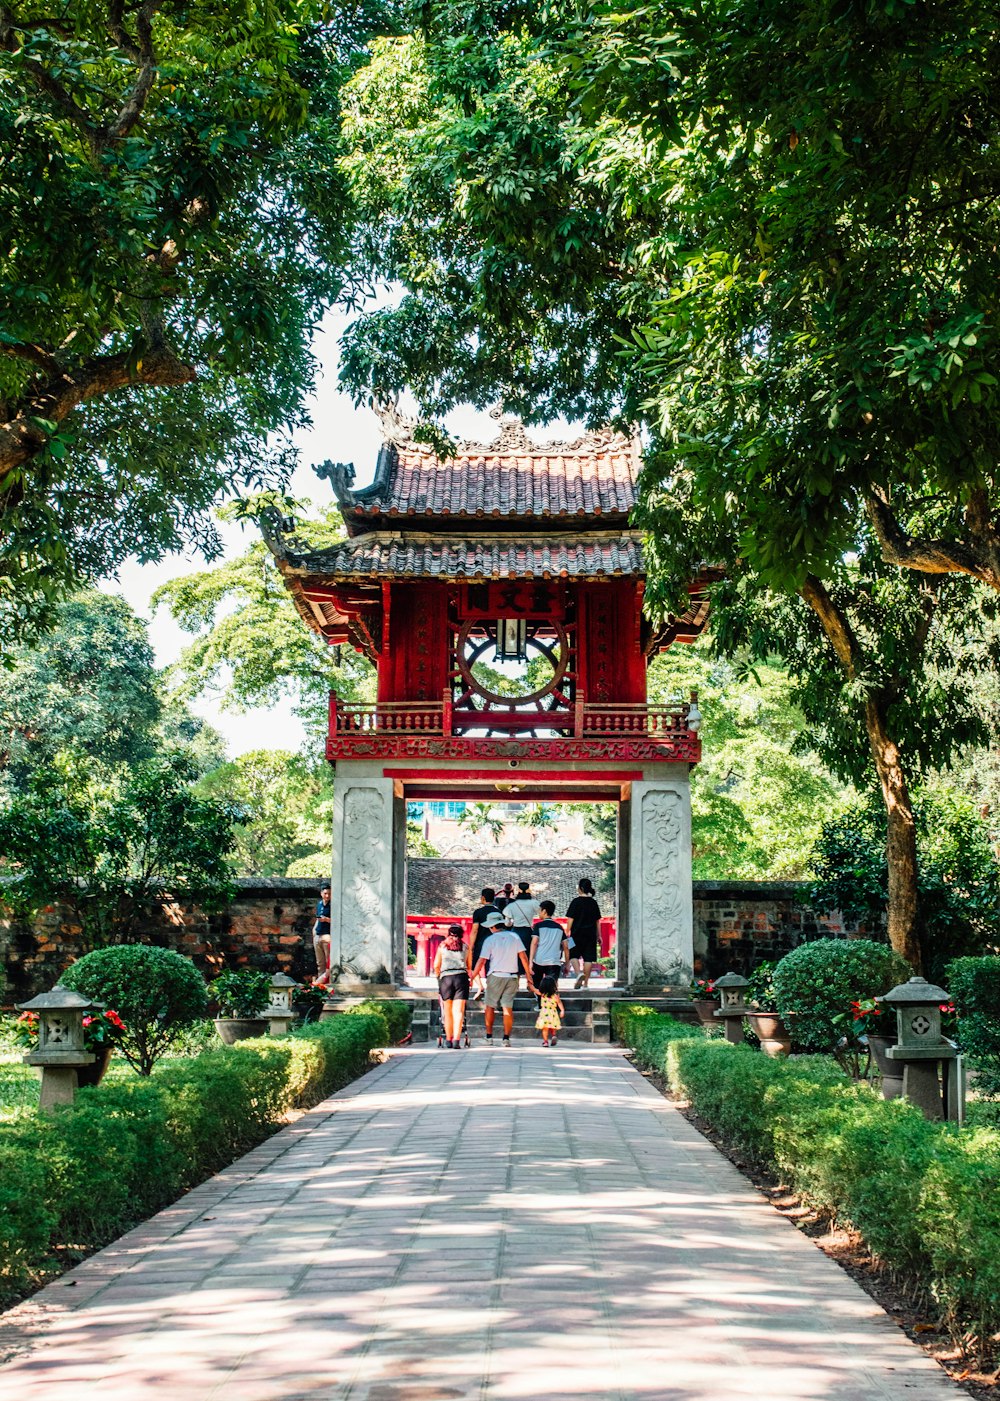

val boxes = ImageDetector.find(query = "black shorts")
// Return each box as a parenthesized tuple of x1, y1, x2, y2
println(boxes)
(511, 927, 533, 954)
(439, 973, 470, 1002)
(532, 963, 562, 989)
(570, 930, 599, 962)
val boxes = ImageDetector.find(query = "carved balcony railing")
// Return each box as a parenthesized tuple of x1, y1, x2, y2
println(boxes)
(329, 693, 698, 747)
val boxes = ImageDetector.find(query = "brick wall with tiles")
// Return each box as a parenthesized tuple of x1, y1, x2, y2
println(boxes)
(1, 875, 861, 1002)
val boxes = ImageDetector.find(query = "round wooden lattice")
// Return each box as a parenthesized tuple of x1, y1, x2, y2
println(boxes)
(456, 620, 569, 708)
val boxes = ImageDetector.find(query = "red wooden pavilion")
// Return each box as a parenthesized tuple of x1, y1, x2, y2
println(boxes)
(269, 407, 709, 987)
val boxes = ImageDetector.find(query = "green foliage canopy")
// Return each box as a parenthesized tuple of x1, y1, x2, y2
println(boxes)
(0, 753, 238, 949)
(0, 1, 386, 642)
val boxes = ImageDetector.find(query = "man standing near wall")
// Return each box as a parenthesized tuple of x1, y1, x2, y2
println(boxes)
(471, 911, 533, 1046)
(313, 885, 332, 987)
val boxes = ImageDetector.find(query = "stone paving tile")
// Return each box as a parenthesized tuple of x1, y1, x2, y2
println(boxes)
(0, 1044, 966, 1400)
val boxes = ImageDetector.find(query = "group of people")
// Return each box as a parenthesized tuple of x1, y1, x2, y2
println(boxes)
(433, 878, 603, 1049)
(309, 875, 603, 1050)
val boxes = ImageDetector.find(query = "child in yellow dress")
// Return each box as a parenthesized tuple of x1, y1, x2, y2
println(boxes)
(535, 975, 564, 1047)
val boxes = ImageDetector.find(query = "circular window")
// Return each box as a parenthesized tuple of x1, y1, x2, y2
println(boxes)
(456, 620, 568, 708)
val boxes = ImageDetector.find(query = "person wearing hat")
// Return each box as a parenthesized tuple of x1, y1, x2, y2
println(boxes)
(471, 910, 533, 1046)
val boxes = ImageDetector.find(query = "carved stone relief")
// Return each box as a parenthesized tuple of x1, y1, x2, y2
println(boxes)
(637, 789, 690, 982)
(339, 787, 388, 975)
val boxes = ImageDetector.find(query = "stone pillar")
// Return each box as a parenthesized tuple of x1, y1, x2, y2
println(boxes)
(330, 767, 398, 984)
(625, 779, 693, 988)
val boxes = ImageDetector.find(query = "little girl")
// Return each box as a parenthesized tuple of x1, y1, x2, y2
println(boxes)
(535, 975, 564, 1047)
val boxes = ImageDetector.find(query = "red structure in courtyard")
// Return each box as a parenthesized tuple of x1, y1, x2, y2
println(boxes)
(269, 408, 708, 987)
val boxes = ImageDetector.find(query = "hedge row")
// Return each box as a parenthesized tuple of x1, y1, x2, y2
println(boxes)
(0, 1011, 393, 1308)
(613, 1004, 1000, 1346)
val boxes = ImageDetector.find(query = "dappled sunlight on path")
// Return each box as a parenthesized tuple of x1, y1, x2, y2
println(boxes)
(0, 1046, 960, 1400)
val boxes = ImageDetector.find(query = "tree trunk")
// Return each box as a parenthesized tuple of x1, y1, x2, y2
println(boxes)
(800, 575, 922, 970)
(863, 696, 922, 971)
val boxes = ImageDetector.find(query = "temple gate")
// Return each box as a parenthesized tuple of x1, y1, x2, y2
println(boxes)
(268, 409, 709, 989)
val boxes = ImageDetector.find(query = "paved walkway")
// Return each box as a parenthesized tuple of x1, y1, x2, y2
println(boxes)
(0, 1046, 961, 1401)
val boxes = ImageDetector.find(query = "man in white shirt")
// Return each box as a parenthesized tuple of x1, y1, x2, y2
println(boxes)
(471, 911, 534, 1046)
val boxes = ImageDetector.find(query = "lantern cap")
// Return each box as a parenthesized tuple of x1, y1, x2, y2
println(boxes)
(16, 984, 101, 1013)
(880, 976, 949, 1005)
(269, 973, 299, 989)
(714, 972, 749, 989)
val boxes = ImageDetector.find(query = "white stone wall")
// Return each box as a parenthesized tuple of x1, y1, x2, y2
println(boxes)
(330, 771, 397, 980)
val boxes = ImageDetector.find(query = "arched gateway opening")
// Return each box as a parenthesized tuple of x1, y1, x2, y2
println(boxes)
(268, 408, 711, 992)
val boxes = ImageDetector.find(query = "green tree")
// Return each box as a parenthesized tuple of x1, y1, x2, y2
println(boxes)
(649, 643, 851, 880)
(457, 801, 505, 843)
(0, 588, 225, 794)
(153, 504, 375, 740)
(0, 1, 384, 641)
(195, 749, 333, 877)
(810, 790, 1000, 979)
(0, 753, 238, 950)
(334, 4, 1000, 964)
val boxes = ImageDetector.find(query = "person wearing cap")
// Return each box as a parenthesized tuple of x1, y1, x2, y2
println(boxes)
(469, 887, 500, 1000)
(471, 911, 533, 1046)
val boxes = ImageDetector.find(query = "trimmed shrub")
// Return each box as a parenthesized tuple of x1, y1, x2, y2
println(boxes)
(209, 967, 271, 1018)
(0, 1012, 387, 1309)
(772, 938, 909, 1052)
(947, 956, 1000, 1097)
(342, 999, 412, 1042)
(61, 945, 208, 1075)
(615, 1008, 1000, 1347)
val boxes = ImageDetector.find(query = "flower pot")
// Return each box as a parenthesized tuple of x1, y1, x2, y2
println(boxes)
(692, 998, 719, 1029)
(76, 1046, 113, 1088)
(214, 1017, 269, 1045)
(747, 1012, 793, 1058)
(867, 1033, 903, 1099)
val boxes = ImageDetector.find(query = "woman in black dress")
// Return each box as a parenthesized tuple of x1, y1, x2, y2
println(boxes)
(566, 877, 602, 989)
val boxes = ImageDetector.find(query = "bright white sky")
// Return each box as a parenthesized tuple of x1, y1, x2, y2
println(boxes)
(102, 308, 565, 758)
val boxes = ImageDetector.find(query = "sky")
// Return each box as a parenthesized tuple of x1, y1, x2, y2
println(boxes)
(102, 307, 533, 758)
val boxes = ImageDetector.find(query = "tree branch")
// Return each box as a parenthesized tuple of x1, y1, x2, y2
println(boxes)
(865, 488, 1000, 589)
(0, 344, 196, 483)
(1, 340, 59, 375)
(799, 574, 863, 679)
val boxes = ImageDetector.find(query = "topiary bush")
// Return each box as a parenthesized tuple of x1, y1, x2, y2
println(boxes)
(772, 938, 910, 1052)
(947, 956, 1000, 1097)
(62, 944, 208, 1075)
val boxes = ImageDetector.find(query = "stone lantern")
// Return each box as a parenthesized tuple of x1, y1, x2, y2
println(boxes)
(881, 976, 962, 1122)
(266, 972, 300, 1036)
(713, 972, 750, 1045)
(16, 984, 101, 1110)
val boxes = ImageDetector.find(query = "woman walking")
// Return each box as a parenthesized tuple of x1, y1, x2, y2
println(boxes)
(433, 924, 471, 1048)
(566, 877, 602, 989)
(504, 880, 541, 956)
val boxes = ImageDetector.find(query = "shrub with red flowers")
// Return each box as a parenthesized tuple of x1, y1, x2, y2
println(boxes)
(13, 1008, 125, 1052)
(689, 977, 719, 1002)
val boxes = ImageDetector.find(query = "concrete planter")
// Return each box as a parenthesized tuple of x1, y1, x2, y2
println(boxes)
(692, 999, 719, 1029)
(867, 1033, 903, 1099)
(747, 1012, 793, 1058)
(214, 1018, 268, 1045)
(76, 1045, 113, 1088)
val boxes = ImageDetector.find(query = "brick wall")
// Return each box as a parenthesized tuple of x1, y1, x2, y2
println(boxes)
(0, 880, 324, 1005)
(2, 874, 860, 1002)
(407, 859, 614, 917)
(692, 880, 861, 976)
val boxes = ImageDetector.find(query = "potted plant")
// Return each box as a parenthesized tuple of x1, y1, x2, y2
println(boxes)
(209, 968, 271, 1043)
(746, 961, 794, 1057)
(292, 981, 329, 1023)
(843, 995, 907, 1093)
(688, 977, 720, 1029)
(13, 1006, 126, 1086)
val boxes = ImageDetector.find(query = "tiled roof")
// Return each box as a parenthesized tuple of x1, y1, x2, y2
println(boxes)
(324, 412, 639, 526)
(286, 533, 645, 580)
